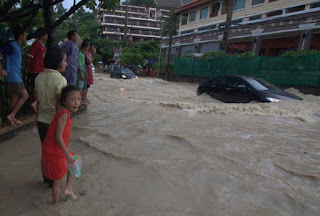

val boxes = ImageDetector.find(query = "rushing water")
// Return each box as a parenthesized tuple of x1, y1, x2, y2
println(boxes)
(1, 73, 320, 216)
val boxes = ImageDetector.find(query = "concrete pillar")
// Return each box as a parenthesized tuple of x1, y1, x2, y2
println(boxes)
(218, 1, 223, 15)
(298, 30, 313, 50)
(195, 43, 201, 53)
(176, 46, 181, 58)
(252, 37, 262, 55)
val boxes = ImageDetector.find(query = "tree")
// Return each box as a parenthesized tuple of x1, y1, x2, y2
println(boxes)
(161, 10, 179, 80)
(220, 0, 235, 52)
(0, 0, 120, 46)
(120, 40, 160, 65)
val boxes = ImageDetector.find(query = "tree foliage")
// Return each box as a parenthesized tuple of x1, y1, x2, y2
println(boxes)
(92, 38, 116, 64)
(0, 0, 120, 41)
(280, 49, 319, 57)
(120, 40, 160, 65)
(200, 51, 256, 60)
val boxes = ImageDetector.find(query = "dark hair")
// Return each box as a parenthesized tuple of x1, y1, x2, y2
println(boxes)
(81, 39, 90, 49)
(60, 85, 80, 106)
(90, 43, 96, 48)
(13, 26, 26, 40)
(44, 46, 66, 70)
(67, 30, 76, 40)
(37, 28, 47, 38)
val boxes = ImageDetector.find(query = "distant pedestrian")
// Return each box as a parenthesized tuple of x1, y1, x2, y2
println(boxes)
(78, 39, 90, 107)
(82, 43, 94, 105)
(42, 85, 81, 204)
(0, 26, 29, 126)
(26, 28, 48, 102)
(60, 30, 79, 86)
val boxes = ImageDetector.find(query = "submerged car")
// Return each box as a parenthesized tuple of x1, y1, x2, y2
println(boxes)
(197, 75, 302, 103)
(110, 68, 137, 79)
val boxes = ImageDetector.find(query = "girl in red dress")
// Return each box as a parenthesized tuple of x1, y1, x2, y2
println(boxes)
(42, 85, 82, 204)
(82, 43, 93, 106)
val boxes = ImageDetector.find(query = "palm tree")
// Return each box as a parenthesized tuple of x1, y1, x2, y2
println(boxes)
(220, 0, 235, 52)
(161, 11, 179, 81)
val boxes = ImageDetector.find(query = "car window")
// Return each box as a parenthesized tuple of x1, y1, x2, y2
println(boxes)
(226, 77, 246, 88)
(114, 68, 121, 75)
(210, 77, 225, 85)
(246, 78, 280, 91)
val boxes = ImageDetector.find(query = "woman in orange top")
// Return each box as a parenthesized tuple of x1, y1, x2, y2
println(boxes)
(42, 85, 82, 204)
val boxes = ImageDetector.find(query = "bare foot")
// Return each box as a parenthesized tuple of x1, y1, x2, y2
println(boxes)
(7, 115, 17, 126)
(13, 118, 22, 126)
(63, 188, 78, 200)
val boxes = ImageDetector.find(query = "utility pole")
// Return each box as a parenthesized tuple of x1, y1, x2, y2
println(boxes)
(220, 0, 235, 52)
(123, 0, 130, 45)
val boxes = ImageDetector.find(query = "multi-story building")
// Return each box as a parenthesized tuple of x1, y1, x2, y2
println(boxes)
(161, 0, 320, 57)
(96, 0, 182, 42)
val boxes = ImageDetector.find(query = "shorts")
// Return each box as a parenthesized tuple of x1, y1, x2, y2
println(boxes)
(37, 121, 49, 144)
(7, 82, 26, 96)
(27, 73, 38, 88)
(87, 84, 90, 88)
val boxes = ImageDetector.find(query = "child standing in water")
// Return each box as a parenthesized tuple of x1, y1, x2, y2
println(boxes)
(42, 85, 82, 204)
(77, 39, 90, 107)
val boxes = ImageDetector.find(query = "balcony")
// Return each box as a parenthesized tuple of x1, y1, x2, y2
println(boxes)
(209, 10, 218, 18)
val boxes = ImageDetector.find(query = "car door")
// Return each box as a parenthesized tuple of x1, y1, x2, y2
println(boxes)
(225, 77, 251, 103)
(207, 77, 226, 101)
(114, 68, 121, 78)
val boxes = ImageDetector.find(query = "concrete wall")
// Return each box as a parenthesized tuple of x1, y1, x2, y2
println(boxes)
(179, 0, 317, 32)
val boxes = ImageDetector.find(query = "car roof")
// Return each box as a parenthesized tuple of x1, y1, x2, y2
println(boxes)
(215, 75, 263, 81)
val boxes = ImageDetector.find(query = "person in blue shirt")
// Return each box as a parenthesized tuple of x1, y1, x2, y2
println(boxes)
(0, 26, 29, 126)
(60, 30, 79, 86)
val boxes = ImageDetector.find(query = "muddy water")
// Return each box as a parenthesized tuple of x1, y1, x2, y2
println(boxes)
(1, 73, 320, 215)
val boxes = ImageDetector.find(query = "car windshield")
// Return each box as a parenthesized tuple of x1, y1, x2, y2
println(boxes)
(121, 69, 134, 75)
(246, 78, 281, 91)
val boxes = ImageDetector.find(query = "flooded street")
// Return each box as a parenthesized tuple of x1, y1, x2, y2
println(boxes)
(1, 73, 320, 215)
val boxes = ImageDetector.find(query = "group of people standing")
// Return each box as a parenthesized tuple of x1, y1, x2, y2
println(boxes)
(58, 30, 95, 107)
(0, 26, 96, 204)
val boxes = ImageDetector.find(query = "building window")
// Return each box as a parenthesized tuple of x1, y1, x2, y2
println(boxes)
(252, 0, 265, 6)
(200, 7, 208, 20)
(181, 29, 194, 35)
(232, 19, 242, 25)
(268, 0, 278, 2)
(286, 5, 305, 13)
(189, 11, 196, 23)
(266, 10, 282, 17)
(210, 3, 220, 17)
(234, 0, 246, 10)
(181, 13, 188, 25)
(311, 3, 320, 8)
(198, 25, 216, 31)
(249, 14, 262, 21)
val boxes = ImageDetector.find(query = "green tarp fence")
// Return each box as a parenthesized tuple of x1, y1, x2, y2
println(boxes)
(174, 54, 320, 87)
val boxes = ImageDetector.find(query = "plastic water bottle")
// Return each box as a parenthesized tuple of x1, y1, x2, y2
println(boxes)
(67, 155, 82, 177)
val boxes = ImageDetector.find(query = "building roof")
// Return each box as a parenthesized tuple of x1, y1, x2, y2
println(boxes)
(155, 0, 182, 10)
(173, 0, 218, 15)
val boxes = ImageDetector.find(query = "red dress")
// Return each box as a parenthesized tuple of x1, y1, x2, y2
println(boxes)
(42, 109, 73, 180)
(84, 51, 94, 85)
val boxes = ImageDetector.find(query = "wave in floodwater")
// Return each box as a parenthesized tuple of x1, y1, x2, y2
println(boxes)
(99, 77, 320, 122)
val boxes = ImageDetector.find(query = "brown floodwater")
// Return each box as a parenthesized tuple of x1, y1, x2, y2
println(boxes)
(1, 73, 320, 215)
